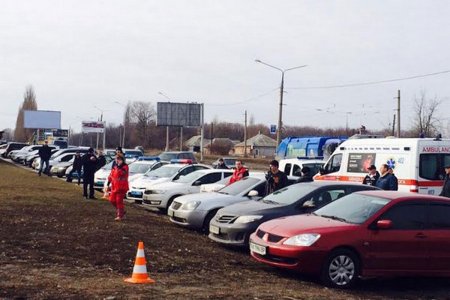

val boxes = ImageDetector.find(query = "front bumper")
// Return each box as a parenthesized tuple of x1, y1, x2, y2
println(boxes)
(142, 194, 169, 209)
(208, 220, 258, 247)
(168, 207, 208, 229)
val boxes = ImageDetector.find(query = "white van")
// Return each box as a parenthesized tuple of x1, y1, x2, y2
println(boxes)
(279, 158, 324, 178)
(314, 138, 450, 195)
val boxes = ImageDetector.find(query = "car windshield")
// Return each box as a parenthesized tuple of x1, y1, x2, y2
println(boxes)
(103, 161, 114, 171)
(174, 171, 204, 183)
(261, 183, 317, 205)
(314, 194, 391, 224)
(128, 162, 155, 174)
(145, 165, 182, 178)
(159, 153, 179, 162)
(218, 177, 261, 196)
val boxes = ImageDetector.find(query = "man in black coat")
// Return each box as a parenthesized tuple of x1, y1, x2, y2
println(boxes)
(214, 158, 229, 169)
(82, 148, 98, 199)
(38, 141, 52, 176)
(440, 163, 450, 198)
(362, 165, 380, 186)
(96, 150, 107, 171)
(296, 166, 314, 183)
(266, 160, 289, 194)
(66, 151, 83, 184)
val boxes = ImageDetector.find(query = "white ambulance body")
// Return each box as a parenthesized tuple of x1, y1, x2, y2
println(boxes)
(314, 138, 450, 195)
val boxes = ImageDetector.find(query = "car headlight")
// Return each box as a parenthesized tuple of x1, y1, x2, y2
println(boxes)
(181, 201, 201, 210)
(151, 189, 166, 194)
(234, 215, 263, 224)
(283, 234, 321, 246)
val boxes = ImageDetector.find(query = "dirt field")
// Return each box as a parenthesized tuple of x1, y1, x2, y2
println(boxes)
(1, 159, 450, 299)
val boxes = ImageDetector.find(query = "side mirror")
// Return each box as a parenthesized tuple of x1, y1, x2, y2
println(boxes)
(319, 167, 326, 175)
(376, 219, 392, 229)
(248, 190, 259, 197)
(193, 180, 202, 186)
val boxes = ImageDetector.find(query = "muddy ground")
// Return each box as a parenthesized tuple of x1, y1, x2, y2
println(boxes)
(1, 159, 450, 299)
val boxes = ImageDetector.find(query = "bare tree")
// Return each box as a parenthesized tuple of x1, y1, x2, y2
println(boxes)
(129, 101, 156, 147)
(14, 86, 38, 142)
(412, 91, 441, 137)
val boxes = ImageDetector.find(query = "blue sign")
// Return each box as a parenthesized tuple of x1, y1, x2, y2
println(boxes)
(270, 124, 276, 134)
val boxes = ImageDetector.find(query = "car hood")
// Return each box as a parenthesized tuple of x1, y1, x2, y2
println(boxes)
(129, 173, 144, 182)
(95, 169, 110, 179)
(258, 214, 357, 237)
(149, 181, 186, 191)
(131, 177, 170, 188)
(174, 192, 232, 204)
(219, 199, 289, 217)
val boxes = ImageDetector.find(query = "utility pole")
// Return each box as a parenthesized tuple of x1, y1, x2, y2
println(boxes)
(396, 90, 401, 138)
(165, 127, 169, 151)
(180, 127, 183, 151)
(244, 110, 248, 157)
(392, 114, 396, 137)
(210, 123, 214, 154)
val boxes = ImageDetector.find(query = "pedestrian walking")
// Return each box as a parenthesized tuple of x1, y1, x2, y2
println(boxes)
(440, 163, 450, 198)
(107, 154, 129, 221)
(266, 159, 288, 194)
(38, 140, 52, 176)
(362, 165, 380, 186)
(82, 148, 98, 199)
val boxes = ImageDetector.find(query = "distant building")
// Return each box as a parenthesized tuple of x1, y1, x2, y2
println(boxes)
(184, 135, 211, 152)
(233, 133, 277, 158)
(204, 138, 236, 155)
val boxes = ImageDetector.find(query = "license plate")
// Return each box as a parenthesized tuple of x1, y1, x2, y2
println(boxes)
(209, 225, 220, 234)
(130, 191, 143, 197)
(168, 210, 174, 217)
(250, 242, 266, 256)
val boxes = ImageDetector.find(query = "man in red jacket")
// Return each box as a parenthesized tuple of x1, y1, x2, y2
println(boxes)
(107, 154, 129, 221)
(228, 160, 249, 185)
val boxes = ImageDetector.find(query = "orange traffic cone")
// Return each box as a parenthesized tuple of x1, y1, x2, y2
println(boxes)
(124, 241, 155, 284)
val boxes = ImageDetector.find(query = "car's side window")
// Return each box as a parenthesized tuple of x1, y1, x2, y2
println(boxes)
(284, 163, 292, 176)
(195, 165, 209, 171)
(197, 173, 222, 184)
(62, 155, 73, 162)
(292, 164, 301, 176)
(379, 203, 427, 230)
(428, 202, 450, 229)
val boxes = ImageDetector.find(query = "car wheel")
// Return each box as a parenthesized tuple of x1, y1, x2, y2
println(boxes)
(202, 209, 219, 233)
(321, 248, 360, 289)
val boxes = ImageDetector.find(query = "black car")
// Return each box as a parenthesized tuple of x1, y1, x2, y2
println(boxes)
(208, 181, 379, 247)
(2, 142, 28, 158)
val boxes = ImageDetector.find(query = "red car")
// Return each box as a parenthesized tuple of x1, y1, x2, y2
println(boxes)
(249, 191, 450, 288)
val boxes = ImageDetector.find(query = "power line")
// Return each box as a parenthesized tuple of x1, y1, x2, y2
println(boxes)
(288, 69, 450, 90)
(206, 87, 279, 106)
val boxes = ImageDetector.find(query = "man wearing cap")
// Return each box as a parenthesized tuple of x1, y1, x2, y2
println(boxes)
(362, 165, 380, 186)
(440, 163, 450, 198)
(266, 159, 288, 194)
(81, 148, 98, 199)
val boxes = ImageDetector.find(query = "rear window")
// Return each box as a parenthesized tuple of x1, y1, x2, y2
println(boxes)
(419, 153, 450, 180)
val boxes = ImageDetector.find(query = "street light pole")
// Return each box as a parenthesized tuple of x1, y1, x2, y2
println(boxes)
(255, 59, 307, 146)
(113, 101, 127, 148)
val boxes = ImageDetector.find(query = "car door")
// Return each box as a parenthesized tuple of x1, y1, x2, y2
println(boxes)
(365, 202, 428, 273)
(426, 201, 450, 272)
(190, 172, 222, 194)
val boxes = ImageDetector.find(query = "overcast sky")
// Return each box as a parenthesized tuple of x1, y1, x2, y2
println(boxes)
(1, 0, 450, 135)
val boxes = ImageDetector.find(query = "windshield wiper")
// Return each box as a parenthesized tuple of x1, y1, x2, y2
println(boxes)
(217, 191, 228, 195)
(320, 214, 348, 223)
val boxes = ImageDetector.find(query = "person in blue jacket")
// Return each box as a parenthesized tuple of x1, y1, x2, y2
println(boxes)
(375, 164, 398, 191)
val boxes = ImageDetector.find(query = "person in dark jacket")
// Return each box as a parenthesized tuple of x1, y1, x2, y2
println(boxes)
(362, 164, 380, 186)
(266, 160, 289, 194)
(440, 163, 450, 198)
(66, 151, 82, 184)
(388, 167, 399, 191)
(375, 164, 398, 191)
(296, 166, 314, 183)
(96, 150, 107, 171)
(214, 158, 229, 169)
(38, 141, 52, 176)
(82, 148, 98, 199)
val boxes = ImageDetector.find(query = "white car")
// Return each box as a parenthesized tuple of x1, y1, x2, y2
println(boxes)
(142, 169, 233, 211)
(127, 163, 211, 203)
(34, 152, 76, 172)
(279, 158, 325, 178)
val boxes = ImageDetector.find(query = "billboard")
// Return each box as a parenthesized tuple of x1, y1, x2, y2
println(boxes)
(82, 121, 105, 133)
(24, 110, 61, 129)
(157, 102, 202, 127)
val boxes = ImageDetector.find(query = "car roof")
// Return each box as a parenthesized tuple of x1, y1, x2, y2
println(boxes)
(356, 190, 450, 201)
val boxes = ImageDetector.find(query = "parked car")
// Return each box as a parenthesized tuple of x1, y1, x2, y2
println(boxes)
(127, 162, 210, 203)
(211, 157, 237, 169)
(10, 145, 43, 163)
(249, 191, 450, 288)
(279, 158, 325, 178)
(1, 142, 28, 158)
(208, 182, 379, 247)
(168, 174, 267, 232)
(159, 151, 197, 163)
(143, 169, 233, 211)
(35, 152, 77, 172)
(50, 160, 74, 177)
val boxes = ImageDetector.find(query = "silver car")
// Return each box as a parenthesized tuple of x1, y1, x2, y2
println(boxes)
(167, 175, 267, 232)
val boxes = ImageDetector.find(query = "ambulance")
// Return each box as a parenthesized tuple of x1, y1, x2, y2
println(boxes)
(314, 137, 450, 195)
